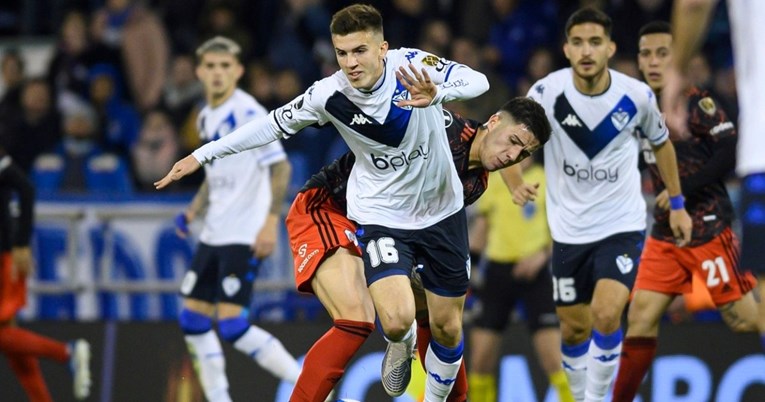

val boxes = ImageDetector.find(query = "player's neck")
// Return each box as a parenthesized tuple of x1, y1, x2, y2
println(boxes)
(207, 88, 236, 108)
(572, 68, 611, 96)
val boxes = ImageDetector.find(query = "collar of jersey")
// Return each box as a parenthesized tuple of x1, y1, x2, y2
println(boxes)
(357, 59, 387, 95)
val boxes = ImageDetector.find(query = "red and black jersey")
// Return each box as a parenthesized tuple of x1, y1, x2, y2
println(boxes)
(640, 87, 737, 247)
(300, 109, 487, 212)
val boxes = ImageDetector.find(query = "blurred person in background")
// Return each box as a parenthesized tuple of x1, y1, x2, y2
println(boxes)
(46, 10, 110, 110)
(162, 54, 204, 129)
(131, 109, 183, 192)
(0, 147, 91, 401)
(88, 63, 140, 161)
(0, 49, 25, 116)
(448, 37, 511, 121)
(611, 21, 758, 402)
(468, 154, 574, 402)
(485, 0, 559, 92)
(0, 78, 61, 173)
(173, 36, 299, 402)
(90, 0, 169, 112)
(418, 19, 452, 57)
(32, 99, 133, 195)
(515, 46, 556, 101)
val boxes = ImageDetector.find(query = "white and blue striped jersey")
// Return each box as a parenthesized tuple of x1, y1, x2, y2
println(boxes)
(527, 68, 668, 244)
(193, 48, 489, 229)
(197, 89, 286, 246)
(728, 0, 765, 176)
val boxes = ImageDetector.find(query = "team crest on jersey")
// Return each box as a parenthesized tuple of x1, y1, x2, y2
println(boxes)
(442, 109, 454, 128)
(698, 97, 716, 116)
(392, 88, 412, 110)
(611, 109, 630, 131)
(222, 275, 241, 296)
(421, 55, 439, 67)
(615, 255, 634, 274)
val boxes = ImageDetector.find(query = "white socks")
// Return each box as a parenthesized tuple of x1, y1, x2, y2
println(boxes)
(233, 325, 301, 383)
(561, 338, 590, 402)
(585, 329, 623, 402)
(185, 331, 232, 402)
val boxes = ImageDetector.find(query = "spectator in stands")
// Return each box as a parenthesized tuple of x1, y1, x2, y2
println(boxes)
(418, 19, 452, 57)
(448, 36, 511, 120)
(0, 79, 61, 173)
(46, 10, 105, 110)
(245, 60, 277, 111)
(32, 100, 132, 195)
(199, 2, 253, 61)
(131, 110, 182, 192)
(91, 0, 169, 112)
(267, 0, 332, 86)
(515, 46, 556, 103)
(485, 0, 559, 91)
(0, 49, 25, 116)
(88, 63, 140, 159)
(162, 54, 204, 129)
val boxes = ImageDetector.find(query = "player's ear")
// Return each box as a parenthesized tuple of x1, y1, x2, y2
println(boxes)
(608, 40, 616, 59)
(380, 40, 389, 58)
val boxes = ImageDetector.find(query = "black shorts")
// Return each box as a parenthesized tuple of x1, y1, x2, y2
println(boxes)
(740, 175, 765, 275)
(180, 243, 259, 306)
(472, 259, 558, 333)
(551, 231, 644, 306)
(359, 209, 470, 297)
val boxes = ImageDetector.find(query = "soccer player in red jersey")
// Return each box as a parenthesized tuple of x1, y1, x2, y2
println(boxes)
(0, 148, 91, 401)
(611, 21, 759, 402)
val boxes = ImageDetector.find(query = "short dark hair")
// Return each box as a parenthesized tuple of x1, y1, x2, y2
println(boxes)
(565, 7, 612, 38)
(330, 4, 383, 36)
(638, 21, 671, 38)
(500, 97, 551, 146)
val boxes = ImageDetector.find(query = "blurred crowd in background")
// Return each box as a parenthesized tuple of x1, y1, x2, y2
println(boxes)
(0, 0, 738, 200)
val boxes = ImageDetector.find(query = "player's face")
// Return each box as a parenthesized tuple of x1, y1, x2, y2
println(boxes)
(332, 30, 388, 90)
(196, 52, 243, 102)
(564, 23, 615, 80)
(638, 33, 672, 92)
(480, 114, 541, 171)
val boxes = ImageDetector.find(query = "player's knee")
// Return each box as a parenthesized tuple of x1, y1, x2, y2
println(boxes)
(218, 316, 250, 343)
(382, 319, 415, 341)
(178, 309, 213, 335)
(560, 320, 590, 344)
(430, 319, 463, 347)
(591, 305, 623, 332)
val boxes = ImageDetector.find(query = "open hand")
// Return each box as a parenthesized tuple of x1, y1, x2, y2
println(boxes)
(155, 155, 201, 189)
(395, 64, 437, 108)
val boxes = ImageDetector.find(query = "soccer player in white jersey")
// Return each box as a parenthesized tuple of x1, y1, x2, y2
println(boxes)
(174, 37, 299, 402)
(661, 0, 765, 354)
(156, 5, 490, 401)
(512, 8, 693, 402)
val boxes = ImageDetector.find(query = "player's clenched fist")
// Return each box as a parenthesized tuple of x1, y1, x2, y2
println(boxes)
(154, 155, 202, 189)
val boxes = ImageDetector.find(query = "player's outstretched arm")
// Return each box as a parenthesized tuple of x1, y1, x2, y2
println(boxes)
(154, 155, 201, 189)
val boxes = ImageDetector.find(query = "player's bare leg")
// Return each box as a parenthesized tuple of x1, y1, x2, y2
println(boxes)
(291, 248, 375, 402)
(422, 291, 466, 401)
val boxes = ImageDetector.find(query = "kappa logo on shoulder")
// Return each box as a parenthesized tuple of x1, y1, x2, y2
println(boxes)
(561, 114, 583, 127)
(350, 114, 372, 125)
